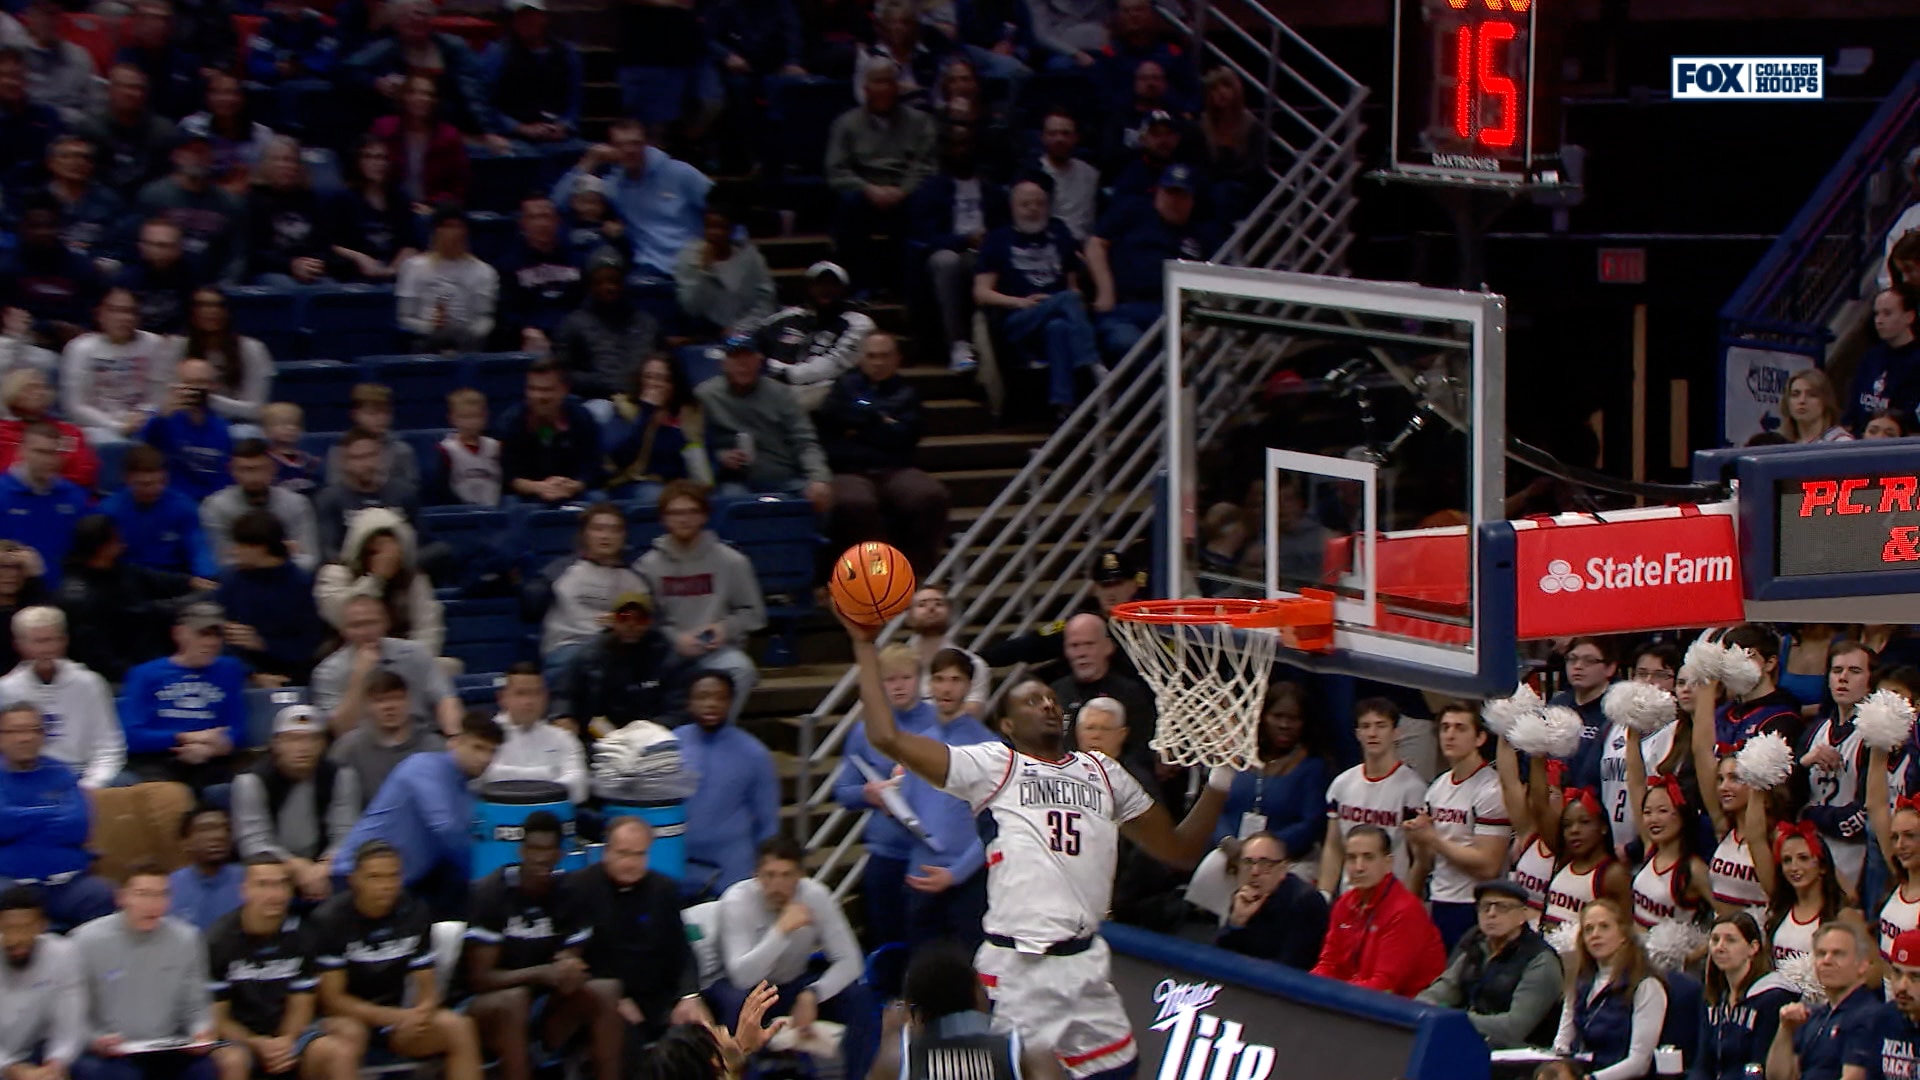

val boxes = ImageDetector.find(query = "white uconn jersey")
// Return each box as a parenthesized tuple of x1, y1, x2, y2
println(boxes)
(942, 743, 1154, 947)
(1326, 762, 1429, 885)
(1511, 837, 1557, 918)
(1424, 762, 1511, 903)
(1883, 883, 1920, 960)
(1709, 829, 1768, 918)
(1599, 723, 1677, 851)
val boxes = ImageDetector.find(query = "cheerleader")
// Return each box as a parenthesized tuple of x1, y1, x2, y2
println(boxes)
(1625, 750, 1712, 930)
(1867, 742, 1920, 960)
(1694, 912, 1798, 1080)
(1496, 735, 1559, 919)
(1756, 821, 1866, 965)
(1539, 786, 1633, 931)
(1707, 756, 1772, 919)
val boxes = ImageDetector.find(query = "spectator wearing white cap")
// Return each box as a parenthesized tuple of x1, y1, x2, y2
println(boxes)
(0, 605, 124, 789)
(230, 705, 360, 904)
(745, 260, 874, 412)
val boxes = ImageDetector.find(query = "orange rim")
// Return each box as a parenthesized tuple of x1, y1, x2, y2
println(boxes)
(1109, 589, 1336, 630)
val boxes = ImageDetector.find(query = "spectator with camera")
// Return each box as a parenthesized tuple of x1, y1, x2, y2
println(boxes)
(137, 358, 235, 503)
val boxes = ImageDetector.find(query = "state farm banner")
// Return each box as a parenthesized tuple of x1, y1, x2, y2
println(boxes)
(1515, 513, 1745, 638)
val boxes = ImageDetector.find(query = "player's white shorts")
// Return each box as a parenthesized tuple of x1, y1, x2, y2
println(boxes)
(976, 936, 1136, 1080)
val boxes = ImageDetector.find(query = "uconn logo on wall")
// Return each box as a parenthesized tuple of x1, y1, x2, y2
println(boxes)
(1148, 981, 1277, 1080)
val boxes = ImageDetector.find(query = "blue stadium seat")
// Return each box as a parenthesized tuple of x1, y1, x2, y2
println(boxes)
(467, 211, 516, 267)
(470, 152, 543, 214)
(401, 428, 450, 500)
(443, 596, 525, 674)
(766, 78, 855, 180)
(271, 361, 361, 433)
(244, 686, 308, 748)
(676, 343, 722, 389)
(467, 352, 536, 413)
(414, 505, 521, 587)
(526, 504, 589, 563)
(625, 502, 664, 551)
(713, 495, 820, 666)
(363, 355, 467, 428)
(455, 672, 503, 707)
(224, 285, 307, 360)
(95, 439, 129, 493)
(303, 284, 399, 360)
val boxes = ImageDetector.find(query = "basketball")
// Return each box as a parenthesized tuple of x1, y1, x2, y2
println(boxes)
(830, 542, 917, 627)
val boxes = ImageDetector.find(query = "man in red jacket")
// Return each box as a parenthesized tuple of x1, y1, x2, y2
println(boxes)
(1311, 824, 1446, 997)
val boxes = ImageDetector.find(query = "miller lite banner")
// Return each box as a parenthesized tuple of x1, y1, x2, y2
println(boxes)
(1513, 508, 1746, 639)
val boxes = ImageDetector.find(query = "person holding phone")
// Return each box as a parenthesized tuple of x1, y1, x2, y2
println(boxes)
(138, 357, 234, 502)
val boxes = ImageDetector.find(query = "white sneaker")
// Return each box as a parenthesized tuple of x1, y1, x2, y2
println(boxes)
(949, 342, 978, 373)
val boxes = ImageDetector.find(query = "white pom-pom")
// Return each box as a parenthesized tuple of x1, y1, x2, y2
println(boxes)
(1546, 920, 1580, 957)
(1603, 681, 1678, 735)
(1776, 951, 1823, 1004)
(1508, 703, 1583, 759)
(1482, 684, 1543, 740)
(1720, 649, 1763, 698)
(1644, 919, 1707, 973)
(1736, 732, 1796, 790)
(1857, 688, 1919, 752)
(1680, 632, 1725, 688)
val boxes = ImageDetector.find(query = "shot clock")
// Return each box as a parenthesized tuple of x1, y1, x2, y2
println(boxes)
(1390, 0, 1547, 184)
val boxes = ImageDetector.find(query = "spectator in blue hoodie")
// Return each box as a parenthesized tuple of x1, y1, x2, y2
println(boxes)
(0, 701, 117, 929)
(0, 424, 91, 589)
(896, 647, 997, 949)
(120, 601, 251, 791)
(332, 712, 503, 918)
(831, 644, 937, 949)
(675, 672, 780, 901)
(139, 357, 235, 503)
(215, 510, 322, 684)
(98, 444, 220, 581)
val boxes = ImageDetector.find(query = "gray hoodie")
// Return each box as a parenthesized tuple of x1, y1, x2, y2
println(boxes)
(0, 933, 85, 1069)
(72, 912, 212, 1041)
(200, 483, 322, 573)
(541, 557, 646, 654)
(633, 531, 767, 645)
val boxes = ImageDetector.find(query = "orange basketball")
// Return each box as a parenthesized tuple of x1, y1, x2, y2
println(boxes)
(830, 542, 917, 626)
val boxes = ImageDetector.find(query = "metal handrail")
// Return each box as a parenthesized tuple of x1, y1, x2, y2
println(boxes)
(797, 0, 1368, 896)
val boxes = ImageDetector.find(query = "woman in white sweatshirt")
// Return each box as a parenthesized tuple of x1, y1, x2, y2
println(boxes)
(395, 202, 498, 353)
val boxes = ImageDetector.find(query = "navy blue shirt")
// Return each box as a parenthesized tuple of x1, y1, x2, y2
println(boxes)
(498, 239, 583, 339)
(1843, 339, 1920, 433)
(1872, 1002, 1920, 1080)
(977, 221, 1080, 299)
(1794, 985, 1881, 1080)
(1094, 199, 1222, 305)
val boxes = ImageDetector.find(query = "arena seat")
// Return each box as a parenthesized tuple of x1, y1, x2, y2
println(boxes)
(363, 355, 465, 428)
(712, 496, 819, 665)
(470, 151, 543, 215)
(443, 597, 525, 673)
(415, 505, 520, 580)
(303, 284, 399, 360)
(765, 77, 855, 181)
(225, 285, 307, 361)
(526, 504, 590, 563)
(466, 211, 516, 266)
(271, 361, 361, 432)
(466, 352, 537, 412)
(625, 502, 665, 551)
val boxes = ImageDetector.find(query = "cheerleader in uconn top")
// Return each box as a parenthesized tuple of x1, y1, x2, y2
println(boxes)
(1866, 734, 1920, 960)
(1705, 756, 1774, 919)
(1757, 821, 1868, 966)
(1694, 912, 1799, 1080)
(1538, 785, 1633, 931)
(1623, 762, 1712, 931)
(1495, 735, 1560, 919)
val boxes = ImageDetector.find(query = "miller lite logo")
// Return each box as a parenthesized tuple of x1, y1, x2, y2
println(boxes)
(1150, 980, 1276, 1080)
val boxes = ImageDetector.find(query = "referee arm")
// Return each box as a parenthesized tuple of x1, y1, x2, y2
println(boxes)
(843, 611, 952, 787)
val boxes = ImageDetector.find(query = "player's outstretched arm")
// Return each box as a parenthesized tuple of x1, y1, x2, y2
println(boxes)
(843, 610, 952, 786)
(1121, 771, 1232, 871)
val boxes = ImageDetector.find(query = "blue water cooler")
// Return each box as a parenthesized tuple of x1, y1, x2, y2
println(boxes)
(471, 780, 575, 879)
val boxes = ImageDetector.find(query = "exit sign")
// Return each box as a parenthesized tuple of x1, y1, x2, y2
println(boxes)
(1598, 248, 1647, 284)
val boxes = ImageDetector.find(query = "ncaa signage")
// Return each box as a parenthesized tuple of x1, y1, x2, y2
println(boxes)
(1673, 56, 1824, 99)
(1514, 510, 1745, 639)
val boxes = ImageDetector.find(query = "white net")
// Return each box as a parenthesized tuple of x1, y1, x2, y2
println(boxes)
(1110, 615, 1276, 771)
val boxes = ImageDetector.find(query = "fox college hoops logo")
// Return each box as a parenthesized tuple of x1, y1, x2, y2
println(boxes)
(1150, 981, 1277, 1080)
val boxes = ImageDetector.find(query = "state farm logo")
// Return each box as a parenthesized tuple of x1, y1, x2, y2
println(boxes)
(1538, 559, 1583, 594)
(1534, 552, 1734, 594)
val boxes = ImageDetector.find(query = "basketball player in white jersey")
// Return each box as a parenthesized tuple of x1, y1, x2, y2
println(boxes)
(1406, 703, 1510, 948)
(1800, 641, 1873, 895)
(843, 616, 1229, 1080)
(1317, 698, 1428, 895)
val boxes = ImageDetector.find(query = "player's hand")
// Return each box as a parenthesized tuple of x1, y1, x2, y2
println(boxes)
(717, 982, 783, 1066)
(905, 864, 954, 894)
(775, 901, 813, 934)
(788, 988, 818, 1033)
(617, 998, 644, 1025)
(91, 1035, 124, 1058)
(804, 480, 832, 514)
(186, 1030, 217, 1056)
(550, 954, 590, 995)
(1403, 811, 1434, 843)
(861, 780, 890, 811)
(1779, 1002, 1810, 1030)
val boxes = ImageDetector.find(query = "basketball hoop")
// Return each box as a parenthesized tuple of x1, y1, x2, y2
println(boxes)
(1108, 593, 1335, 771)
